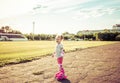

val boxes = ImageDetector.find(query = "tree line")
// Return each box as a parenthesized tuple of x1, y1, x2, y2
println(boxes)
(24, 33, 56, 40)
(98, 32, 120, 41)
(1, 26, 120, 41)
(24, 32, 120, 41)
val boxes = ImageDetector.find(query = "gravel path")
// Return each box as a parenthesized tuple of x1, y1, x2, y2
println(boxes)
(0, 43, 120, 83)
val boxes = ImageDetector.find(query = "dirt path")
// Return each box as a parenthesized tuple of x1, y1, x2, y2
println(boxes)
(0, 43, 120, 83)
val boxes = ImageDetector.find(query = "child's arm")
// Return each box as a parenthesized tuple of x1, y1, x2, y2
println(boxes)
(63, 49, 65, 53)
(61, 44, 65, 54)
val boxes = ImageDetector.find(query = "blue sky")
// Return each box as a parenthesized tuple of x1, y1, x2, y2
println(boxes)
(0, 0, 120, 34)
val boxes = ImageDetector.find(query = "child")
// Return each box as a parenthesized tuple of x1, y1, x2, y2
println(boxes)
(52, 35, 67, 80)
(52, 35, 65, 70)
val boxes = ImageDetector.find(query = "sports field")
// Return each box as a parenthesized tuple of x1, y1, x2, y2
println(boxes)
(0, 41, 117, 67)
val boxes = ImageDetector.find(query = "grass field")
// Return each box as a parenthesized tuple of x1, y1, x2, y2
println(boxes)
(0, 41, 117, 67)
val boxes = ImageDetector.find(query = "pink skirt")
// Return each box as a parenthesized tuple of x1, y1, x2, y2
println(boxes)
(57, 57, 63, 64)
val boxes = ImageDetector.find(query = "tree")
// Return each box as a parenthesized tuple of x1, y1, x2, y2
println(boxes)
(1, 26, 5, 29)
(4, 26, 10, 33)
(115, 34, 120, 41)
(98, 32, 119, 41)
(62, 32, 69, 35)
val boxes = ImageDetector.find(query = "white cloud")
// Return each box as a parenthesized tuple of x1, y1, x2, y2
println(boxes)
(0, 0, 92, 19)
(74, 7, 117, 19)
(32, 0, 120, 19)
(0, 0, 119, 19)
(32, 0, 91, 14)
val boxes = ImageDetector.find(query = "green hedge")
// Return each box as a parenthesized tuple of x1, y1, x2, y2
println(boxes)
(98, 32, 120, 41)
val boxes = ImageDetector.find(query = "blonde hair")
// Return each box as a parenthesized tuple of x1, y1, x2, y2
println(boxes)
(55, 35, 64, 40)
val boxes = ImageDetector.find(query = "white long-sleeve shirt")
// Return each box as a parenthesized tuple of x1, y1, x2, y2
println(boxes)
(55, 43, 64, 58)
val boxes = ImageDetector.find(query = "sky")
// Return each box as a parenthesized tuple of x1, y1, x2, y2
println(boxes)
(0, 0, 120, 34)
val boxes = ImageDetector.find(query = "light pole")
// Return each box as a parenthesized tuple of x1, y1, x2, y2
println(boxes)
(32, 5, 42, 40)
(33, 21, 35, 40)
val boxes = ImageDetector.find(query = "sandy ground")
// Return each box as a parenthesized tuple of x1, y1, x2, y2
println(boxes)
(0, 43, 120, 83)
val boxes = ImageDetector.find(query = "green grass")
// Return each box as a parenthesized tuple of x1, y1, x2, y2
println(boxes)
(0, 41, 117, 67)
(33, 71, 44, 75)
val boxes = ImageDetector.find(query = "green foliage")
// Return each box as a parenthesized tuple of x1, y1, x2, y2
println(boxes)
(11, 30, 22, 34)
(62, 32, 75, 40)
(0, 26, 22, 34)
(115, 34, 120, 41)
(24, 31, 120, 41)
(98, 32, 120, 41)
(24, 34, 55, 40)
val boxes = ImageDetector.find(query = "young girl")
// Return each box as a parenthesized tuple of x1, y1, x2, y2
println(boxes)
(52, 35, 65, 70)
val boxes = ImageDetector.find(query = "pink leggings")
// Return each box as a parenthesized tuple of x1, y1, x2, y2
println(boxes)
(57, 57, 63, 65)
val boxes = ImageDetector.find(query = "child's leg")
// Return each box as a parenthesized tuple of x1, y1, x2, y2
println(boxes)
(57, 57, 63, 70)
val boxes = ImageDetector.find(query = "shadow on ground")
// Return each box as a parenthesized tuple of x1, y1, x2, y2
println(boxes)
(58, 79, 71, 83)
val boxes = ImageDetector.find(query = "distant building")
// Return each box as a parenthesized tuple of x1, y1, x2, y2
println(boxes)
(0, 26, 27, 41)
(78, 29, 110, 34)
(0, 33, 28, 41)
(113, 24, 120, 30)
(85, 29, 120, 33)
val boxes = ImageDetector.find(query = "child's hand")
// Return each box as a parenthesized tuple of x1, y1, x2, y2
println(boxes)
(52, 52, 55, 57)
(52, 54, 54, 57)
(63, 49, 65, 53)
